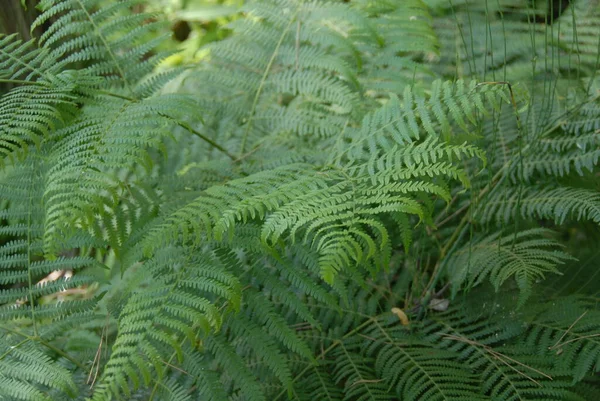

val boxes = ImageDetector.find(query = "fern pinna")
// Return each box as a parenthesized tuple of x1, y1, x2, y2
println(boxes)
(0, 0, 599, 400)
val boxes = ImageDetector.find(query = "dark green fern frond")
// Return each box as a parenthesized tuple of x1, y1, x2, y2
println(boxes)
(92, 247, 241, 400)
(293, 364, 343, 401)
(447, 228, 574, 307)
(363, 320, 485, 401)
(522, 295, 600, 383)
(204, 334, 266, 401)
(420, 291, 588, 401)
(331, 343, 391, 401)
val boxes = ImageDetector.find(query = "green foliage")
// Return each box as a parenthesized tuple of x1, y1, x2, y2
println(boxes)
(0, 0, 599, 400)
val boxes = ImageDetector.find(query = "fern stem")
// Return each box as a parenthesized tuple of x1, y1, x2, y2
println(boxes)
(26, 165, 37, 337)
(0, 338, 30, 362)
(158, 113, 236, 160)
(0, 78, 46, 86)
(96, 90, 137, 102)
(239, 9, 299, 157)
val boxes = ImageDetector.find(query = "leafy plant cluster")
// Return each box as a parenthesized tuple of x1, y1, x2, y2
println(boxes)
(0, 0, 599, 400)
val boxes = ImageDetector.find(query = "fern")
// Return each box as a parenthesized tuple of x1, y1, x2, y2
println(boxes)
(0, 0, 599, 400)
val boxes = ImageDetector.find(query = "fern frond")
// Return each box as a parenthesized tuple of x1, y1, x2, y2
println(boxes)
(355, 0, 440, 95)
(294, 364, 343, 401)
(337, 80, 508, 165)
(0, 85, 77, 167)
(479, 186, 600, 226)
(363, 320, 485, 401)
(205, 335, 267, 401)
(447, 228, 574, 307)
(34, 0, 171, 96)
(0, 34, 59, 83)
(553, 0, 600, 75)
(0, 342, 78, 401)
(331, 343, 391, 401)
(145, 119, 479, 284)
(43, 94, 197, 256)
(421, 292, 587, 401)
(522, 295, 600, 383)
(92, 247, 241, 400)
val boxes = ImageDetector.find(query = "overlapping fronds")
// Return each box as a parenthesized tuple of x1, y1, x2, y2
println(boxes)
(266, 284, 596, 401)
(0, 34, 60, 83)
(0, 0, 599, 400)
(143, 94, 486, 283)
(354, 0, 440, 94)
(42, 94, 198, 255)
